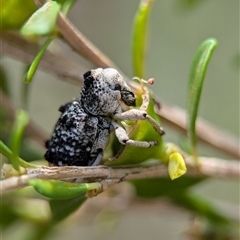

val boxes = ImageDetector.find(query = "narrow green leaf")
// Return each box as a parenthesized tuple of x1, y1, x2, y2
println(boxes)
(0, 141, 39, 168)
(10, 110, 29, 170)
(29, 179, 101, 199)
(21, 1, 61, 36)
(24, 37, 54, 83)
(187, 38, 217, 158)
(132, 0, 154, 78)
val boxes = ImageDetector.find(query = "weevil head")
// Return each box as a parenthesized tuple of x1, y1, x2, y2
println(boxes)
(100, 68, 136, 107)
(81, 68, 136, 116)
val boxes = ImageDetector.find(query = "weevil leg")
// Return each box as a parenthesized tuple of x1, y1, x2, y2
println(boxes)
(114, 109, 165, 136)
(89, 151, 103, 166)
(111, 121, 157, 148)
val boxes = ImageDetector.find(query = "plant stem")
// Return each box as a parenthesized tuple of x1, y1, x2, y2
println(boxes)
(1, 156, 239, 194)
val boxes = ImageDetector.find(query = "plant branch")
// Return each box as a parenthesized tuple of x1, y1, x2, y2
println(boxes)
(1, 156, 239, 194)
(25, 157, 240, 180)
(56, 12, 116, 68)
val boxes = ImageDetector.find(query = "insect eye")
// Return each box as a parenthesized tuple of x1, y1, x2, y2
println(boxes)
(83, 71, 94, 87)
(114, 84, 121, 91)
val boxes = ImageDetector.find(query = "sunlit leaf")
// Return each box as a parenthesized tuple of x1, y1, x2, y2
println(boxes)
(187, 38, 217, 159)
(132, 0, 154, 78)
(21, 1, 61, 36)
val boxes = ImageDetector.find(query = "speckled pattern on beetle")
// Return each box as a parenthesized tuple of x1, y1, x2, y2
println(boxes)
(45, 68, 164, 167)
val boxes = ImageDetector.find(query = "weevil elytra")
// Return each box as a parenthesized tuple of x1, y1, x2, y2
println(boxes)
(44, 68, 164, 167)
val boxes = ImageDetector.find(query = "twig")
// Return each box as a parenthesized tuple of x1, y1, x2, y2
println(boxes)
(56, 13, 116, 68)
(1, 156, 239, 194)
(0, 174, 38, 192)
(185, 156, 240, 179)
(26, 157, 240, 180)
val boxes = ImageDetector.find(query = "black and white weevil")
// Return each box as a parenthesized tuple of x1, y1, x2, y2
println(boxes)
(44, 68, 164, 167)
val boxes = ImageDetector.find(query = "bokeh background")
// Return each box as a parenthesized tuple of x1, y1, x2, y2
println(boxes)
(2, 0, 239, 239)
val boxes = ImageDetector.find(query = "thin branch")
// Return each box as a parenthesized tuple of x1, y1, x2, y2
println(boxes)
(185, 156, 240, 179)
(0, 174, 38, 192)
(26, 157, 240, 180)
(56, 13, 116, 68)
(1, 156, 239, 194)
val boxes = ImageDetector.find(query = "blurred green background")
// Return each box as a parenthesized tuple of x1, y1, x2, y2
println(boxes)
(2, 0, 239, 239)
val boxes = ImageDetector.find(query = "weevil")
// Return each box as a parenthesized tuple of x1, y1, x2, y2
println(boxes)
(44, 68, 164, 167)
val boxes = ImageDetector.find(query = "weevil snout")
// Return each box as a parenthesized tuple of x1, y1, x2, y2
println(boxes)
(99, 68, 136, 107)
(121, 90, 136, 106)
